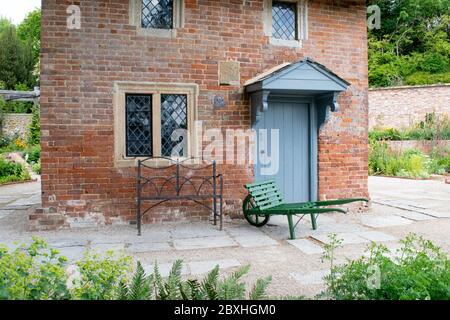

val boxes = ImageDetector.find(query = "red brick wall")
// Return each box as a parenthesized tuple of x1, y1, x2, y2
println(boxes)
(37, 0, 369, 229)
(369, 84, 450, 129)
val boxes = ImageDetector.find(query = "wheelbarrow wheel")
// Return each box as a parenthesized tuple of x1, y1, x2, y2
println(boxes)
(242, 194, 270, 227)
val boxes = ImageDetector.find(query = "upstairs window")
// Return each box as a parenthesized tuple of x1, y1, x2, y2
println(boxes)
(141, 0, 174, 29)
(263, 0, 308, 47)
(272, 1, 297, 41)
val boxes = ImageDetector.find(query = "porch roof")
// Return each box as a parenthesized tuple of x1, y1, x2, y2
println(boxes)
(244, 58, 351, 126)
(244, 57, 350, 95)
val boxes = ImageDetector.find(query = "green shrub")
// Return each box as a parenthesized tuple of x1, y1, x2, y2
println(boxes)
(27, 105, 40, 145)
(71, 250, 133, 300)
(369, 113, 450, 142)
(0, 156, 30, 184)
(369, 128, 404, 141)
(0, 238, 70, 300)
(32, 160, 40, 174)
(23, 144, 40, 164)
(0, 239, 272, 301)
(368, 142, 438, 178)
(320, 234, 450, 300)
(405, 71, 450, 86)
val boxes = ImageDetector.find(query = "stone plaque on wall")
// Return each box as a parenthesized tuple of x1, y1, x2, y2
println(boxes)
(219, 61, 240, 86)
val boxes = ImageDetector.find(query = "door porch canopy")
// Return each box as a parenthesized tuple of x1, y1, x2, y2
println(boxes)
(244, 58, 351, 126)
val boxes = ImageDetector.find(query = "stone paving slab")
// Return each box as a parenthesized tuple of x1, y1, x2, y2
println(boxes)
(311, 233, 370, 245)
(374, 200, 450, 218)
(287, 239, 324, 255)
(360, 215, 413, 228)
(127, 242, 172, 253)
(355, 231, 396, 242)
(173, 236, 238, 251)
(290, 270, 330, 285)
(232, 235, 278, 248)
(189, 259, 241, 275)
(391, 210, 436, 221)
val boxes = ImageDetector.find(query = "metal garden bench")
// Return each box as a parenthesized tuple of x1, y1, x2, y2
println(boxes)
(243, 180, 368, 239)
(136, 157, 223, 236)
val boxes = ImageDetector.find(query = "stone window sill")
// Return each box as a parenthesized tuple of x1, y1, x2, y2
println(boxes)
(269, 37, 302, 48)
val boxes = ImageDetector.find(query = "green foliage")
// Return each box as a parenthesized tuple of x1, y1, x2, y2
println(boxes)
(0, 155, 30, 184)
(368, 141, 441, 178)
(368, 0, 450, 87)
(71, 250, 133, 300)
(405, 71, 450, 85)
(28, 105, 40, 145)
(0, 17, 12, 34)
(24, 144, 40, 164)
(32, 161, 41, 174)
(0, 238, 70, 300)
(0, 26, 36, 90)
(17, 9, 41, 63)
(370, 113, 450, 141)
(0, 239, 272, 301)
(119, 261, 271, 301)
(320, 233, 450, 300)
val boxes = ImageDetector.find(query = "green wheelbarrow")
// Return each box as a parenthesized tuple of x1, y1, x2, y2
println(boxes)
(243, 180, 369, 239)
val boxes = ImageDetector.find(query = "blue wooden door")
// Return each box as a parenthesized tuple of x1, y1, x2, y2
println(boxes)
(254, 101, 310, 202)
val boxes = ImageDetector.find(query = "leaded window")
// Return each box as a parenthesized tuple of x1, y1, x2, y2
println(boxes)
(141, 0, 174, 29)
(126, 95, 152, 157)
(160, 94, 187, 157)
(272, 1, 297, 40)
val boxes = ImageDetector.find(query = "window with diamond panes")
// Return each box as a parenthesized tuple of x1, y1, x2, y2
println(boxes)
(272, 1, 297, 40)
(126, 95, 152, 157)
(160, 94, 187, 157)
(141, 0, 174, 29)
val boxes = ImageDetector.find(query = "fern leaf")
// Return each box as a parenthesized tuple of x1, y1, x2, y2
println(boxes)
(201, 265, 219, 300)
(249, 276, 272, 300)
(129, 261, 151, 300)
(117, 280, 129, 300)
(166, 260, 183, 300)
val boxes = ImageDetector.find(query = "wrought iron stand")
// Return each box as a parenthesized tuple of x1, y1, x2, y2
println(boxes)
(136, 157, 223, 236)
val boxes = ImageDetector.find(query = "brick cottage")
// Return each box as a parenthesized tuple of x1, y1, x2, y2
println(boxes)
(33, 0, 369, 230)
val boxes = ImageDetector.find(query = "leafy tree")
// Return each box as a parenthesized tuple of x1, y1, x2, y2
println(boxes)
(0, 17, 12, 34)
(0, 26, 35, 89)
(17, 9, 41, 63)
(367, 0, 450, 87)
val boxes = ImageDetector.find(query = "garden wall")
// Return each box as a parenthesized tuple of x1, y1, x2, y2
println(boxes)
(1, 113, 32, 140)
(369, 84, 450, 129)
(386, 140, 450, 154)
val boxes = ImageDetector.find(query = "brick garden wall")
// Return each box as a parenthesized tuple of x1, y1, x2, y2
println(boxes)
(36, 0, 369, 230)
(369, 84, 450, 129)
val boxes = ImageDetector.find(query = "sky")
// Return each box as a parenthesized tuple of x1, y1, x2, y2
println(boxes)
(0, 0, 41, 25)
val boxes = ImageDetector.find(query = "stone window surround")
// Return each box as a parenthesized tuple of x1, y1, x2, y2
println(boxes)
(263, 0, 308, 48)
(129, 0, 184, 38)
(113, 82, 199, 168)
